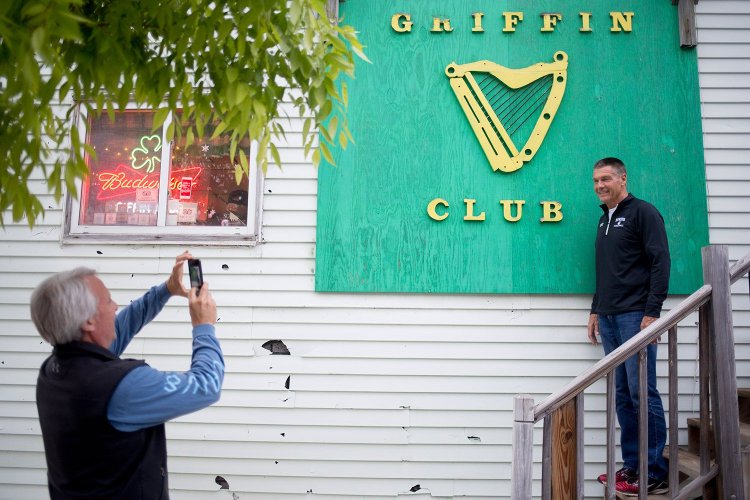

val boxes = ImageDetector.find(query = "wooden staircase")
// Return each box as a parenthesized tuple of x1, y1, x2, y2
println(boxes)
(614, 388, 750, 499)
(511, 248, 750, 500)
(667, 388, 750, 498)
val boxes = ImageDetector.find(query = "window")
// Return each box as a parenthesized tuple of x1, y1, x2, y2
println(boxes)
(64, 108, 262, 244)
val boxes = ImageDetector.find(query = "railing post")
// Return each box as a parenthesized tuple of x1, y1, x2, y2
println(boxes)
(542, 416, 552, 500)
(551, 399, 578, 499)
(668, 326, 680, 498)
(605, 372, 616, 500)
(575, 395, 585, 500)
(638, 348, 649, 500)
(512, 394, 535, 500)
(702, 245, 745, 499)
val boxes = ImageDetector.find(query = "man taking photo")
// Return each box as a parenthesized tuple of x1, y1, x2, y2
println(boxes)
(31, 251, 223, 499)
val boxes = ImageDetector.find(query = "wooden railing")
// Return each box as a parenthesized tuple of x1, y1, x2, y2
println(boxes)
(511, 245, 750, 499)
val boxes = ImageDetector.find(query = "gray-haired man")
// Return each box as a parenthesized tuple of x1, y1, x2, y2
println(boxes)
(32, 251, 223, 499)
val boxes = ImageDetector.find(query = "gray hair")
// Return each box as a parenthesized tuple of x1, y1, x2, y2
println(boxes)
(30, 267, 98, 346)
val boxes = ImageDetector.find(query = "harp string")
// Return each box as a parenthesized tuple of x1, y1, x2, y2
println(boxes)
(475, 73, 553, 137)
(482, 77, 537, 118)
(464, 76, 509, 153)
(503, 80, 552, 136)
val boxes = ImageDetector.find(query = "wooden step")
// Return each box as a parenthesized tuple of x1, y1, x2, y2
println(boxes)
(661, 447, 717, 498)
(686, 417, 750, 456)
(665, 446, 711, 478)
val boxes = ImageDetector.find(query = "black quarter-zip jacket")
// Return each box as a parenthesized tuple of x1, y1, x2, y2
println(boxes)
(591, 194, 671, 318)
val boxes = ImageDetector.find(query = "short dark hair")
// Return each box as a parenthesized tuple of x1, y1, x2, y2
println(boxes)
(594, 157, 626, 176)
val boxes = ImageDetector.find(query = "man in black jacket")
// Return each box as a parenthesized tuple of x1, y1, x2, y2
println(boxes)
(32, 252, 222, 499)
(587, 157, 670, 496)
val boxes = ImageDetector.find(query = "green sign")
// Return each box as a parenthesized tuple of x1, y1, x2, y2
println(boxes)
(316, 0, 709, 294)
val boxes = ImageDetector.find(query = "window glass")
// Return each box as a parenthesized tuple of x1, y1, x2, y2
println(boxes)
(168, 127, 250, 227)
(79, 111, 162, 226)
(72, 109, 257, 242)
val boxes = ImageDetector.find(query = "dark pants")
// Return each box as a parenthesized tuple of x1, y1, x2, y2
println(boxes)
(598, 311, 668, 480)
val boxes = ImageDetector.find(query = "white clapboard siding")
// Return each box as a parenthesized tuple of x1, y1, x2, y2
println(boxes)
(0, 3, 748, 499)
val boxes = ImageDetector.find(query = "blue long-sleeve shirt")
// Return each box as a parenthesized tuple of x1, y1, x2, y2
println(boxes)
(106, 283, 224, 432)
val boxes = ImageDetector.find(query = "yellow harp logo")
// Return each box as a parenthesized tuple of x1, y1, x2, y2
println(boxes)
(446, 51, 568, 173)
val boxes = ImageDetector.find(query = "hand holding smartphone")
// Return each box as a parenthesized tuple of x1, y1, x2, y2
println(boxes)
(187, 259, 203, 295)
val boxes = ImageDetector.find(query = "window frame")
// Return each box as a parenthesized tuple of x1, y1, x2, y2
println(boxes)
(62, 105, 263, 246)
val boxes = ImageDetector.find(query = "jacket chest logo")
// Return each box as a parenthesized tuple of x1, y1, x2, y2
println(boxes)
(613, 217, 626, 228)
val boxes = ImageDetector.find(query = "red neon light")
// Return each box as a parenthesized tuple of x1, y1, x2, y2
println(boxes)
(95, 164, 203, 201)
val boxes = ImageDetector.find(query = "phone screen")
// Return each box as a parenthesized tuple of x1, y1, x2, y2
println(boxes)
(188, 259, 203, 293)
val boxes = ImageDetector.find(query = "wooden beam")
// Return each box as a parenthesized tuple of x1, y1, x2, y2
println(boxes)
(511, 395, 535, 500)
(677, 0, 698, 47)
(551, 399, 577, 499)
(702, 245, 745, 499)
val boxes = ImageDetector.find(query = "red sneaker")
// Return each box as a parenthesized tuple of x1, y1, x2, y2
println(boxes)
(616, 477, 669, 496)
(597, 467, 637, 485)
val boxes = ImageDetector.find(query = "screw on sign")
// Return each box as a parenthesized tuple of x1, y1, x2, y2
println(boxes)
(179, 177, 193, 200)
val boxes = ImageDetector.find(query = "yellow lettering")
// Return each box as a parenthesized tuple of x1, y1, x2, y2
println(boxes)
(98, 172, 123, 191)
(500, 200, 525, 222)
(463, 199, 486, 221)
(391, 13, 413, 33)
(541, 13, 562, 32)
(472, 12, 484, 32)
(502, 12, 523, 32)
(610, 12, 634, 32)
(540, 201, 563, 222)
(431, 17, 454, 32)
(427, 198, 449, 221)
(579, 12, 592, 32)
(132, 176, 146, 189)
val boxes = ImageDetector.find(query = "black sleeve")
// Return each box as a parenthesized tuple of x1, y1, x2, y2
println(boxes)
(640, 204, 671, 317)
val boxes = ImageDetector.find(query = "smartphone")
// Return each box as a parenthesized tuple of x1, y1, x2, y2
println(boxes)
(187, 259, 203, 295)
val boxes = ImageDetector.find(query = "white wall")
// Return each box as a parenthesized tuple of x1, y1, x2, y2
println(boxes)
(0, 1, 747, 498)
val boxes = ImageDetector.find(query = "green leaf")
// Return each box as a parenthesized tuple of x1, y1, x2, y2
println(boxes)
(21, 3, 46, 19)
(30, 28, 46, 54)
(270, 142, 281, 167)
(327, 115, 339, 140)
(153, 107, 170, 131)
(230, 137, 238, 165)
(166, 121, 175, 142)
(0, 0, 366, 227)
(235, 163, 244, 184)
(210, 121, 228, 139)
(311, 148, 320, 167)
(319, 141, 334, 165)
(302, 117, 311, 141)
(239, 148, 248, 174)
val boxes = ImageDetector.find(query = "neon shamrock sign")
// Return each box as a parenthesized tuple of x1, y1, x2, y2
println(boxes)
(131, 135, 162, 173)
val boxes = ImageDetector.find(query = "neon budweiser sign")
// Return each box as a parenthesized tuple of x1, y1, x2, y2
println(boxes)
(96, 164, 203, 201)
